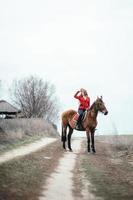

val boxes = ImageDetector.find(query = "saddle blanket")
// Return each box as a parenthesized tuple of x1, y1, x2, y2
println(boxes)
(71, 111, 87, 129)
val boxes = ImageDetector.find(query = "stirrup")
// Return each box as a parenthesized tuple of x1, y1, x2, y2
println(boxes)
(75, 125, 79, 129)
(75, 123, 81, 130)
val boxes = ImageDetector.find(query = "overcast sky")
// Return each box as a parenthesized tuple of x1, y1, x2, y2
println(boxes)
(0, 0, 133, 134)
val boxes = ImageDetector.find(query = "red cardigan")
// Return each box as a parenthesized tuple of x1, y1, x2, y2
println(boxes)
(74, 91, 90, 110)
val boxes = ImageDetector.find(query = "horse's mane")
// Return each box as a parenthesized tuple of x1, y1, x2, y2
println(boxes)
(89, 101, 96, 110)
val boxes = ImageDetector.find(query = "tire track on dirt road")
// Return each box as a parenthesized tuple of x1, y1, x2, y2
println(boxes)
(0, 137, 57, 164)
(39, 139, 94, 200)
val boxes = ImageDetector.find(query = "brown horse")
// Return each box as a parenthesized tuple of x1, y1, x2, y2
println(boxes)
(61, 96, 108, 153)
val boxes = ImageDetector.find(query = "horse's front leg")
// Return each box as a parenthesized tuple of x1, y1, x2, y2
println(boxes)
(91, 128, 96, 153)
(86, 130, 90, 153)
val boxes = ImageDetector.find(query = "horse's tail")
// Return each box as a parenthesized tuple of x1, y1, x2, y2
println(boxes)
(61, 125, 64, 141)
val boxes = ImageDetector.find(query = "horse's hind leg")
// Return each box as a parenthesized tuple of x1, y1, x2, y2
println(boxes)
(68, 127, 73, 151)
(62, 126, 67, 150)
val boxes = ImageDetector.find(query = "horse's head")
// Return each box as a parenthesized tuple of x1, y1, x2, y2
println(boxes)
(95, 96, 108, 115)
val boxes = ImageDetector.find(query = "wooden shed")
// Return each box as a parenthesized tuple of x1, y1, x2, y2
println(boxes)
(0, 100, 21, 118)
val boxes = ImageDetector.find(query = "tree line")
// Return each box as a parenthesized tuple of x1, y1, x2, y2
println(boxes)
(1, 76, 60, 123)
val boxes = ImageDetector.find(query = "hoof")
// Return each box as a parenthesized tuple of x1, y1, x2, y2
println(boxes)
(91, 147, 96, 154)
(63, 146, 66, 151)
(69, 149, 73, 152)
(92, 150, 96, 154)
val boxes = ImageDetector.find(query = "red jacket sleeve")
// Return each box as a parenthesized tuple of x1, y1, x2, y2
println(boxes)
(74, 91, 80, 99)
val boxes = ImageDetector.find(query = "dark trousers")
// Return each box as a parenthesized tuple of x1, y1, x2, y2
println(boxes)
(77, 109, 85, 126)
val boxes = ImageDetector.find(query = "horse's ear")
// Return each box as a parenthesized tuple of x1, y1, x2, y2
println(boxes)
(100, 95, 103, 100)
(97, 96, 99, 99)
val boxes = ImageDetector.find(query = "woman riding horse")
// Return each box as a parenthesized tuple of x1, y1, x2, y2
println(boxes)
(61, 96, 108, 153)
(74, 88, 90, 129)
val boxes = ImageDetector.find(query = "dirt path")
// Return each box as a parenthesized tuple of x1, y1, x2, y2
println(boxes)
(0, 137, 95, 200)
(39, 140, 82, 200)
(39, 139, 96, 200)
(0, 137, 57, 164)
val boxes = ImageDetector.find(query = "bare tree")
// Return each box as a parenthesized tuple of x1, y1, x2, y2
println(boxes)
(11, 76, 60, 122)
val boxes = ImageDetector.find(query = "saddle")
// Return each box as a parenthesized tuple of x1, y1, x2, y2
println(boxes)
(71, 110, 87, 131)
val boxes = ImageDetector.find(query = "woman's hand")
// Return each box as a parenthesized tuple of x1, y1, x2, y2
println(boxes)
(80, 88, 84, 92)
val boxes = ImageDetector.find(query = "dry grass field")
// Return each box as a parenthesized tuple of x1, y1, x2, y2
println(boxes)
(0, 140, 63, 200)
(0, 118, 59, 153)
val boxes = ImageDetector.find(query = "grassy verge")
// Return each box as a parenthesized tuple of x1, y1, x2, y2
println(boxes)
(81, 142, 133, 200)
(0, 139, 63, 200)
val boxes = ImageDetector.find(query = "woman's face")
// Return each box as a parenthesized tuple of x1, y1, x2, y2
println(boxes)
(82, 90, 88, 96)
